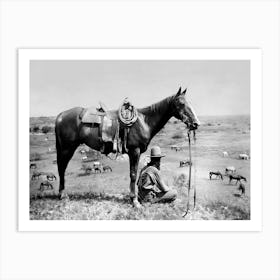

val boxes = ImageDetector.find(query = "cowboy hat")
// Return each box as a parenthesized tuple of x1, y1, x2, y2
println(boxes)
(149, 146, 165, 158)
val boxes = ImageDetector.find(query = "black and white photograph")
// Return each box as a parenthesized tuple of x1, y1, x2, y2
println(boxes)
(19, 49, 261, 226)
(2, 1, 280, 280)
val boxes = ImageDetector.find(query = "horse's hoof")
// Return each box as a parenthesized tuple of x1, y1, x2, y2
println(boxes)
(58, 192, 69, 200)
(133, 200, 142, 209)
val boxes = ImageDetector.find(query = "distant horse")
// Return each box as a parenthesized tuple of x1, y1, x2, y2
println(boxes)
(209, 171, 223, 180)
(180, 160, 192, 167)
(39, 180, 53, 191)
(225, 166, 236, 174)
(31, 171, 41, 180)
(81, 164, 92, 174)
(93, 166, 102, 173)
(30, 163, 37, 169)
(222, 151, 229, 157)
(103, 165, 112, 172)
(46, 173, 57, 181)
(239, 153, 249, 160)
(93, 161, 102, 173)
(229, 174, 247, 184)
(79, 149, 86, 154)
(55, 87, 200, 208)
(238, 182, 246, 195)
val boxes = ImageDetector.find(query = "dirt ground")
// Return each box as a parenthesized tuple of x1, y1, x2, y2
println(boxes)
(29, 115, 250, 220)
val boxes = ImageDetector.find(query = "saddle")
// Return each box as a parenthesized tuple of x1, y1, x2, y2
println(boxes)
(80, 99, 138, 155)
(81, 106, 120, 154)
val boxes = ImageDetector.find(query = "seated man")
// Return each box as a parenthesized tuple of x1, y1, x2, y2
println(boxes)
(137, 146, 177, 204)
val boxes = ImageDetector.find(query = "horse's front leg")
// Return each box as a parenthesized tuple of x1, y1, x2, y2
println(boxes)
(128, 148, 141, 208)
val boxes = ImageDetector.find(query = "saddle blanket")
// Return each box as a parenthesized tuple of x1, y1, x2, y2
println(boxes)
(81, 107, 105, 124)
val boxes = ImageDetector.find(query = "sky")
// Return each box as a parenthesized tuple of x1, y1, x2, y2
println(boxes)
(30, 60, 250, 117)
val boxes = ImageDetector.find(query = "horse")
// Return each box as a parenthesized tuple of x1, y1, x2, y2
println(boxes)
(81, 164, 92, 174)
(239, 153, 249, 160)
(209, 171, 223, 180)
(222, 151, 228, 157)
(39, 180, 53, 191)
(229, 174, 247, 184)
(30, 163, 37, 169)
(103, 165, 112, 172)
(225, 166, 236, 174)
(31, 171, 42, 180)
(179, 160, 192, 167)
(46, 173, 57, 181)
(55, 87, 200, 208)
(238, 182, 246, 195)
(93, 161, 102, 173)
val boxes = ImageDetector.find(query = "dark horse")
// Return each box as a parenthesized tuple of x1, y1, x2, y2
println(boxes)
(55, 87, 200, 208)
(209, 171, 223, 180)
(229, 174, 247, 184)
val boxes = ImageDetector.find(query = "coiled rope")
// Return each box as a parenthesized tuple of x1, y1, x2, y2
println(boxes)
(118, 98, 138, 127)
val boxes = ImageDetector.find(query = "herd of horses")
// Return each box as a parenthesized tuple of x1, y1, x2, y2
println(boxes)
(30, 152, 113, 190)
(208, 169, 247, 195)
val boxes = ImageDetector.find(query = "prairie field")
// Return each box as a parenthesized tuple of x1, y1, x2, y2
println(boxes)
(29, 115, 250, 220)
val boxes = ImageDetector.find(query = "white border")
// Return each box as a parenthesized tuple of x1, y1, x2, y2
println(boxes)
(18, 48, 262, 231)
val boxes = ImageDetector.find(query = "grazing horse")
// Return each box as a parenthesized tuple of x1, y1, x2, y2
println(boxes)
(180, 160, 192, 167)
(81, 164, 92, 174)
(30, 163, 37, 169)
(229, 174, 247, 184)
(39, 180, 53, 191)
(209, 171, 223, 180)
(92, 161, 102, 173)
(103, 165, 112, 172)
(55, 87, 200, 208)
(46, 173, 57, 181)
(31, 171, 41, 180)
(239, 153, 249, 160)
(225, 166, 236, 174)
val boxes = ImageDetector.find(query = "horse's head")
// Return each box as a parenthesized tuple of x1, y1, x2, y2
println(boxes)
(172, 87, 200, 130)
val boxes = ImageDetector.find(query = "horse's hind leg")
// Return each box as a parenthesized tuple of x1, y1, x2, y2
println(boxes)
(57, 144, 78, 198)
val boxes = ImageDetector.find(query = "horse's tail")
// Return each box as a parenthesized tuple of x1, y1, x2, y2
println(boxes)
(55, 113, 63, 163)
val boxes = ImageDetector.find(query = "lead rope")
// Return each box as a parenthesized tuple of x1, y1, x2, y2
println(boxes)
(193, 131, 197, 209)
(183, 130, 192, 217)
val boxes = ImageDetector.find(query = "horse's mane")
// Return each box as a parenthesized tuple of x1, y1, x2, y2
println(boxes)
(138, 94, 175, 115)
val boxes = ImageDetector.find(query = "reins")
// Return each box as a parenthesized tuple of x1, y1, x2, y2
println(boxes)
(183, 129, 196, 217)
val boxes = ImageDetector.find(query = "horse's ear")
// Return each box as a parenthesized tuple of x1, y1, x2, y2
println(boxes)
(176, 87, 182, 96)
(182, 88, 187, 95)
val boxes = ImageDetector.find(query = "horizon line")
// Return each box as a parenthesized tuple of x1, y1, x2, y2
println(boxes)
(30, 113, 250, 118)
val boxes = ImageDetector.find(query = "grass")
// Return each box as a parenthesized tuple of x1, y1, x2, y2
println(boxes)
(30, 152, 43, 161)
(29, 115, 251, 220)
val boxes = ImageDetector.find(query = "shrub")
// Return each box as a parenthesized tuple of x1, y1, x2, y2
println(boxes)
(172, 132, 184, 139)
(31, 125, 40, 133)
(42, 126, 53, 134)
